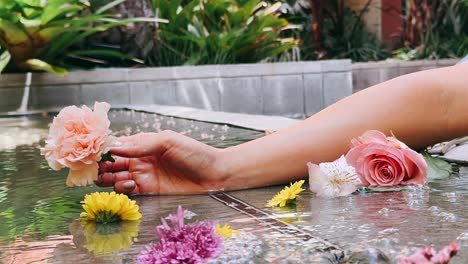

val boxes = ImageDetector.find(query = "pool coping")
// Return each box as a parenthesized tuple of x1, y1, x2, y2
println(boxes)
(122, 104, 301, 132)
(0, 104, 301, 132)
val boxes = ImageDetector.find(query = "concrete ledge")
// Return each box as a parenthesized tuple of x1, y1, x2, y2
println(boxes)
(124, 104, 300, 132)
(352, 58, 459, 92)
(0, 60, 353, 118)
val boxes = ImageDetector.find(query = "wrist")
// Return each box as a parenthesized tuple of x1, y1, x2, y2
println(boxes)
(213, 147, 235, 191)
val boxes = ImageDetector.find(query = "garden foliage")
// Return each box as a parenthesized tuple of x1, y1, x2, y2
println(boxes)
(149, 0, 300, 66)
(0, 0, 163, 75)
(396, 0, 468, 60)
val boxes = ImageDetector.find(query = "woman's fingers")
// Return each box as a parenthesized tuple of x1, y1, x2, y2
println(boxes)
(95, 171, 132, 187)
(114, 180, 140, 195)
(110, 131, 176, 158)
(98, 158, 130, 173)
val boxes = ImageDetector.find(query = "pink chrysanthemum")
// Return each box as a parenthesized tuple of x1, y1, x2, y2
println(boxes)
(137, 206, 223, 264)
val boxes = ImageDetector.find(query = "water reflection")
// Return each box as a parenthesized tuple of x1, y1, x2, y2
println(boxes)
(2, 111, 468, 263)
(0, 116, 46, 147)
(1, 234, 73, 263)
(70, 220, 140, 257)
(0, 111, 263, 263)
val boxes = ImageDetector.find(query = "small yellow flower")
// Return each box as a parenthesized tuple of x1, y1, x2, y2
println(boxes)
(80, 192, 142, 223)
(215, 223, 239, 239)
(266, 180, 305, 207)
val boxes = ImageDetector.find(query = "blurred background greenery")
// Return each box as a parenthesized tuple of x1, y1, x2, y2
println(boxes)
(0, 0, 466, 74)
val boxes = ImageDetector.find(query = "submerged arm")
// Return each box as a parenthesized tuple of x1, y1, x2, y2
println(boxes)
(218, 63, 468, 190)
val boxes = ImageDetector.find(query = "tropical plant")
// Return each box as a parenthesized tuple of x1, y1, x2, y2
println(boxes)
(396, 0, 468, 60)
(0, 0, 165, 75)
(149, 0, 300, 66)
(279, 0, 388, 62)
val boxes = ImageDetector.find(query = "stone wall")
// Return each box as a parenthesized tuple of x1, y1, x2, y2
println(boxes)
(352, 59, 459, 93)
(0, 60, 352, 118)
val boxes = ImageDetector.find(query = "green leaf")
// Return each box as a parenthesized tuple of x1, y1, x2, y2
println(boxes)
(0, 0, 15, 9)
(423, 151, 453, 181)
(41, 3, 83, 25)
(22, 7, 41, 18)
(16, 0, 42, 7)
(95, 0, 126, 14)
(0, 50, 10, 73)
(101, 152, 115, 163)
(358, 186, 409, 193)
(18, 14, 41, 27)
(23, 59, 67, 76)
(0, 18, 29, 44)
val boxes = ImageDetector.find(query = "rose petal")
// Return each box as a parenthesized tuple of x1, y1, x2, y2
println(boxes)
(400, 149, 427, 185)
(357, 130, 389, 145)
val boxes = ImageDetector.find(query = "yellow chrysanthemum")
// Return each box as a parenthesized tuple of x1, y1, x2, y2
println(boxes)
(266, 180, 305, 207)
(80, 192, 142, 223)
(82, 221, 140, 257)
(215, 223, 239, 239)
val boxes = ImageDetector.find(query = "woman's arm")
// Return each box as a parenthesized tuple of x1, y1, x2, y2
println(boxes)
(218, 63, 468, 190)
(98, 63, 468, 194)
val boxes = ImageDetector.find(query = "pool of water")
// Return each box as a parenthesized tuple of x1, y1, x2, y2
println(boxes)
(0, 110, 467, 263)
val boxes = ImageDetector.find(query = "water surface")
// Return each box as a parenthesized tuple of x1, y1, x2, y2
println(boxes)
(0, 110, 467, 263)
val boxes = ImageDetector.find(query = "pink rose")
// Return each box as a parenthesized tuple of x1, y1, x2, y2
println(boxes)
(41, 102, 113, 186)
(345, 130, 427, 187)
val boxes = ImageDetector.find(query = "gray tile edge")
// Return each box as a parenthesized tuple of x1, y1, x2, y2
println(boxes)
(121, 104, 301, 132)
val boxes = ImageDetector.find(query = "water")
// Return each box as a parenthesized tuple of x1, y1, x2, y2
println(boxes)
(1, 110, 468, 263)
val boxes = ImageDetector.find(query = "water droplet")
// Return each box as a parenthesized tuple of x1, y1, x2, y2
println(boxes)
(457, 232, 468, 240)
(378, 208, 394, 215)
(378, 228, 399, 235)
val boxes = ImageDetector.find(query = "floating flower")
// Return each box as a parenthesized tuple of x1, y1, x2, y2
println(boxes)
(80, 192, 142, 224)
(75, 220, 140, 257)
(308, 155, 361, 197)
(41, 101, 114, 186)
(137, 206, 223, 264)
(346, 130, 427, 187)
(399, 242, 459, 264)
(215, 224, 239, 239)
(266, 180, 305, 207)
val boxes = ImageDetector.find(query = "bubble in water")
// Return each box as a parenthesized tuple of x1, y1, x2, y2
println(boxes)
(457, 232, 468, 240)
(407, 200, 423, 210)
(378, 228, 399, 236)
(428, 206, 440, 213)
(438, 212, 457, 222)
(358, 224, 373, 233)
(442, 192, 458, 203)
(406, 185, 425, 192)
(378, 208, 394, 215)
(207, 231, 262, 264)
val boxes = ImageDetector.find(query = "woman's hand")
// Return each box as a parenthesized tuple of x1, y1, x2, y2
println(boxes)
(95, 131, 227, 195)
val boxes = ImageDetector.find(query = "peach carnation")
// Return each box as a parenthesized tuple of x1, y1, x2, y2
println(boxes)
(41, 102, 114, 186)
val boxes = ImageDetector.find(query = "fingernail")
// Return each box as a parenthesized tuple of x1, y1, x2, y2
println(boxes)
(123, 181, 135, 190)
(112, 140, 123, 148)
